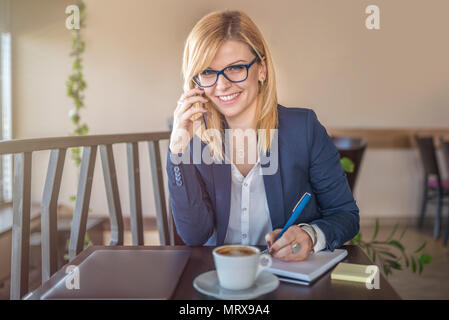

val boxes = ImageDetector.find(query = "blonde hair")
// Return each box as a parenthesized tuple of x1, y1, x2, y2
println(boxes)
(182, 10, 278, 161)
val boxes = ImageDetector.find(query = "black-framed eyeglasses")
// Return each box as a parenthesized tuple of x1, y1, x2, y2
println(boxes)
(193, 56, 260, 88)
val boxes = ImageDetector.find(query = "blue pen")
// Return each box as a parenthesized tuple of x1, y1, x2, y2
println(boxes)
(261, 192, 312, 254)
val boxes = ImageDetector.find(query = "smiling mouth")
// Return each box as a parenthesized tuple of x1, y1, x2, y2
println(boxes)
(216, 91, 242, 103)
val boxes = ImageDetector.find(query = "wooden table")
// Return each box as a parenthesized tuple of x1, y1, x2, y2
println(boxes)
(26, 244, 401, 300)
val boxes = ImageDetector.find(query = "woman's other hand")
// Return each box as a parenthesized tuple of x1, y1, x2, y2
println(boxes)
(265, 226, 313, 261)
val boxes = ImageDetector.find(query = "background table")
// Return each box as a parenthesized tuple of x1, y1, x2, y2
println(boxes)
(27, 244, 401, 300)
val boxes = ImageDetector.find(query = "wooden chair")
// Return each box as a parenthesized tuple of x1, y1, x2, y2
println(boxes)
(414, 135, 449, 240)
(331, 136, 367, 191)
(0, 131, 177, 299)
(439, 137, 449, 246)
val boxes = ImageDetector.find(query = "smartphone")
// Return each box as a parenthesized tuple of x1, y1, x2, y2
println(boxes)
(195, 84, 208, 129)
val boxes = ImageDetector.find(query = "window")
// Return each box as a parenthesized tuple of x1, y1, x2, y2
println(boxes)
(0, 0, 12, 203)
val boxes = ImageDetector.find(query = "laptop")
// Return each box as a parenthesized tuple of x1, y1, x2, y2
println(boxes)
(38, 249, 191, 300)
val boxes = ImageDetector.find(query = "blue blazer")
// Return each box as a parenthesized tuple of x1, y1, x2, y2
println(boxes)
(166, 105, 360, 251)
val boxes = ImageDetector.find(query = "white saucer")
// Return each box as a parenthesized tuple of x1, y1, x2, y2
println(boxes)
(193, 270, 279, 300)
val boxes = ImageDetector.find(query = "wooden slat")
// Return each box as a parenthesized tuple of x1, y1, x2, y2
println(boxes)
(100, 144, 124, 246)
(148, 141, 169, 245)
(0, 131, 171, 155)
(69, 146, 97, 261)
(41, 148, 66, 282)
(126, 142, 143, 245)
(10, 152, 32, 300)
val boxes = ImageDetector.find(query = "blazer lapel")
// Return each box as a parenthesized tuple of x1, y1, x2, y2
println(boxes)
(262, 150, 286, 230)
(214, 118, 231, 245)
(213, 162, 231, 245)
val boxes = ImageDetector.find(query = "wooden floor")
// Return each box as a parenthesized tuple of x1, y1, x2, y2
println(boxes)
(1, 221, 448, 300)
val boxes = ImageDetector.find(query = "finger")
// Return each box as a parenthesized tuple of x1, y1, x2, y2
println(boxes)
(180, 105, 208, 122)
(265, 229, 282, 248)
(272, 243, 297, 261)
(176, 88, 206, 110)
(270, 227, 298, 253)
(176, 95, 209, 115)
(273, 240, 309, 262)
(181, 87, 205, 101)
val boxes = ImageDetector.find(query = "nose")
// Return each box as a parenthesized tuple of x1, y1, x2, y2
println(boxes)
(215, 73, 232, 92)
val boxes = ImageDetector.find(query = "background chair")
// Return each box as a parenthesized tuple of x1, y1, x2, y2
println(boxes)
(331, 136, 367, 192)
(438, 137, 449, 246)
(0, 131, 178, 299)
(414, 135, 449, 241)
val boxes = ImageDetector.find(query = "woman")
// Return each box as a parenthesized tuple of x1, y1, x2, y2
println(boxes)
(167, 10, 359, 262)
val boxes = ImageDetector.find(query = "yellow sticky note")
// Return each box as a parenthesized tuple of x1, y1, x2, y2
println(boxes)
(331, 262, 379, 284)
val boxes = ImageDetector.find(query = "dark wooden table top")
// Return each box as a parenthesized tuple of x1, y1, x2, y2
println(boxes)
(27, 244, 401, 300)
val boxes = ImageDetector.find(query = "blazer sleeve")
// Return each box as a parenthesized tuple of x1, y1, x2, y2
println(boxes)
(306, 109, 360, 251)
(166, 140, 215, 246)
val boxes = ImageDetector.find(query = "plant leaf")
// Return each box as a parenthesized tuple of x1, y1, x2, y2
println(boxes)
(414, 241, 427, 254)
(383, 264, 391, 277)
(418, 259, 423, 275)
(386, 223, 399, 242)
(385, 259, 402, 270)
(399, 226, 408, 241)
(388, 240, 405, 252)
(411, 256, 417, 273)
(418, 254, 432, 264)
(340, 157, 354, 173)
(352, 233, 361, 244)
(372, 219, 380, 241)
(379, 250, 398, 259)
(371, 250, 376, 263)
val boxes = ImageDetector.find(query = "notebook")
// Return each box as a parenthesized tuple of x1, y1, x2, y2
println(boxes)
(266, 249, 348, 285)
(331, 262, 379, 283)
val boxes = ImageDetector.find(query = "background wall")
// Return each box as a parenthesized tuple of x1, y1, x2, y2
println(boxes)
(10, 0, 449, 222)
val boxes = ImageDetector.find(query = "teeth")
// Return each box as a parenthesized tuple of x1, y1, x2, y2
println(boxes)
(219, 92, 240, 101)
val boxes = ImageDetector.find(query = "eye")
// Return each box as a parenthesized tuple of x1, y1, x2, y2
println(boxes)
(228, 66, 245, 71)
(200, 69, 215, 76)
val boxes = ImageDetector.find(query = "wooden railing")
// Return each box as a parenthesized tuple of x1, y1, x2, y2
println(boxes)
(0, 131, 172, 299)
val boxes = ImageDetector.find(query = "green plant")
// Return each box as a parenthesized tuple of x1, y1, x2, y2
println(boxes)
(65, 0, 92, 252)
(351, 219, 432, 277)
(340, 156, 354, 173)
(340, 156, 432, 277)
(66, 0, 88, 168)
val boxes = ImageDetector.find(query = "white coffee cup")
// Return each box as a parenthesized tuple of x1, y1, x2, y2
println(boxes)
(212, 245, 272, 290)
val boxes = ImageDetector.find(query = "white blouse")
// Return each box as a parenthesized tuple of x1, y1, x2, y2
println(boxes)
(204, 158, 327, 252)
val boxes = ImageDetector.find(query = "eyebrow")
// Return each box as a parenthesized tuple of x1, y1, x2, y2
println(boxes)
(207, 59, 247, 70)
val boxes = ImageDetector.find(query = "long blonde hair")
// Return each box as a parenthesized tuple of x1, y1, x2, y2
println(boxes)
(182, 10, 278, 161)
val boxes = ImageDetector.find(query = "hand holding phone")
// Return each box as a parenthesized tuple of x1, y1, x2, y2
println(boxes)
(169, 86, 209, 154)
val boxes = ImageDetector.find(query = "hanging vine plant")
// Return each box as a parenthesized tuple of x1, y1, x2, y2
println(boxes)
(65, 0, 92, 258)
(66, 0, 88, 173)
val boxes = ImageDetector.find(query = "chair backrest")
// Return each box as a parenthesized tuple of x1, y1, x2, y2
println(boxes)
(414, 135, 440, 176)
(439, 137, 449, 176)
(0, 131, 175, 299)
(331, 136, 367, 191)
